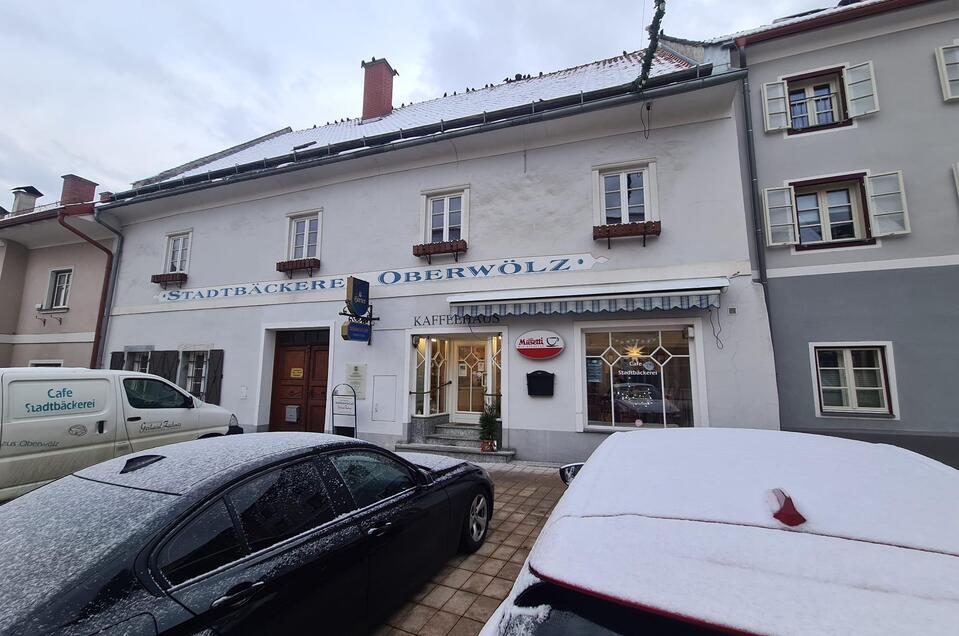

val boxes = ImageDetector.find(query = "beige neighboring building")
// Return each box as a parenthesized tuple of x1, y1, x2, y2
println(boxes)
(0, 175, 118, 368)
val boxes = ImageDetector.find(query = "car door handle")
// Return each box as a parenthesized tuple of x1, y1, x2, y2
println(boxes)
(96, 420, 105, 434)
(367, 522, 393, 537)
(127, 416, 141, 422)
(210, 581, 265, 610)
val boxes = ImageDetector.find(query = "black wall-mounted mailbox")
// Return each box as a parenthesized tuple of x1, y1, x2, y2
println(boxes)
(527, 370, 555, 397)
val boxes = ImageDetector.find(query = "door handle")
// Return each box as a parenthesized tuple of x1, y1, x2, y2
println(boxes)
(127, 416, 141, 422)
(96, 420, 105, 434)
(210, 580, 265, 610)
(367, 522, 393, 537)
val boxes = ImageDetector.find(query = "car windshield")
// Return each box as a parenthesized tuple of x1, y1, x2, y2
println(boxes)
(506, 581, 724, 635)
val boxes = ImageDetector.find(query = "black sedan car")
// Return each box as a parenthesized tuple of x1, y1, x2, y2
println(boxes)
(0, 433, 493, 635)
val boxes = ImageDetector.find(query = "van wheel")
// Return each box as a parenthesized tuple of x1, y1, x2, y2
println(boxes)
(459, 489, 491, 553)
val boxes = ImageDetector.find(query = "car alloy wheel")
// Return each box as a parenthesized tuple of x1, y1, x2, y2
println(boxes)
(469, 493, 489, 543)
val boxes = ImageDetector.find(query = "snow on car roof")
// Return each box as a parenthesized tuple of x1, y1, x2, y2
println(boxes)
(527, 429, 959, 634)
(0, 476, 176, 633)
(76, 432, 365, 495)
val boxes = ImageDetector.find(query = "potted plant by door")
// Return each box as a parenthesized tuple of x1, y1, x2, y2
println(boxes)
(479, 402, 498, 452)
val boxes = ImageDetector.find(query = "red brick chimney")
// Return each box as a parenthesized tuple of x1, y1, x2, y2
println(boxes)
(361, 57, 398, 120)
(60, 174, 98, 210)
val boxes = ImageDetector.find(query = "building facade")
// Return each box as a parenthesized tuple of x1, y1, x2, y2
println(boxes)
(671, 0, 959, 464)
(0, 175, 116, 369)
(99, 49, 780, 463)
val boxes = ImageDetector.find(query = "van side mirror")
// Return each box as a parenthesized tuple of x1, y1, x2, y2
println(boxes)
(559, 462, 585, 485)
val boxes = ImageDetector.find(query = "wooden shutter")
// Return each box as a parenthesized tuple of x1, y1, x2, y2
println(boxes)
(762, 81, 790, 132)
(935, 45, 959, 102)
(109, 351, 125, 370)
(205, 350, 225, 405)
(843, 61, 879, 117)
(763, 186, 798, 246)
(866, 171, 910, 236)
(151, 350, 180, 383)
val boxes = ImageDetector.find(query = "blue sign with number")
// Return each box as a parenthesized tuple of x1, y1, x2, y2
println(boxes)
(346, 276, 370, 316)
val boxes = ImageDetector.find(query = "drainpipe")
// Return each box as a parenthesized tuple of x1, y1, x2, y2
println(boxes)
(736, 42, 771, 316)
(57, 203, 114, 369)
(92, 207, 123, 369)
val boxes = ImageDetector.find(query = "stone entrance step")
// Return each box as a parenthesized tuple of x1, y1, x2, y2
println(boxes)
(433, 424, 482, 440)
(424, 434, 482, 449)
(395, 442, 515, 464)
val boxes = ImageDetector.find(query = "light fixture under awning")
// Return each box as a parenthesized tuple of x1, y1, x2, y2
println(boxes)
(448, 277, 728, 317)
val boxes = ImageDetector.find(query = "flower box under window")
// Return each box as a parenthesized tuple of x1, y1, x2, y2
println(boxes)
(593, 221, 661, 247)
(276, 257, 321, 277)
(150, 272, 188, 288)
(413, 239, 468, 263)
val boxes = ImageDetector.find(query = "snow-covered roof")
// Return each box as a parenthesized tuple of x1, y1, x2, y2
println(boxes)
(76, 432, 366, 495)
(139, 48, 693, 186)
(521, 429, 959, 635)
(705, 0, 896, 44)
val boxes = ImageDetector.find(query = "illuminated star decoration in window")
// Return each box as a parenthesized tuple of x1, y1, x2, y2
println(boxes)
(624, 344, 645, 359)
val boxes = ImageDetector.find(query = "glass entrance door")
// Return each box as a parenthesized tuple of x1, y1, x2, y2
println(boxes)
(454, 343, 486, 422)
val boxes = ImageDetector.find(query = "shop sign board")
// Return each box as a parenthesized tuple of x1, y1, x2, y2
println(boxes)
(332, 395, 356, 417)
(346, 277, 370, 317)
(516, 330, 565, 360)
(156, 252, 607, 302)
(341, 322, 371, 342)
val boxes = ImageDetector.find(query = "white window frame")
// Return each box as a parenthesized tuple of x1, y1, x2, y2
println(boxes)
(179, 350, 209, 400)
(793, 181, 866, 245)
(808, 342, 899, 420)
(763, 62, 879, 134)
(125, 351, 151, 373)
(419, 186, 470, 244)
(287, 211, 322, 260)
(573, 318, 708, 432)
(44, 267, 73, 310)
(591, 160, 659, 226)
(787, 76, 842, 131)
(164, 231, 192, 274)
(764, 170, 911, 248)
(934, 43, 959, 102)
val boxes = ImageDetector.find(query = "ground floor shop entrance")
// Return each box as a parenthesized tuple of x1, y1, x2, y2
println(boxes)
(269, 329, 330, 432)
(413, 334, 502, 423)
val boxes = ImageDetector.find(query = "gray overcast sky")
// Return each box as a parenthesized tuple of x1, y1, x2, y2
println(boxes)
(0, 0, 828, 203)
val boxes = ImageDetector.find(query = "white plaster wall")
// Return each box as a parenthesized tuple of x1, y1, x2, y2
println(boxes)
(104, 83, 780, 458)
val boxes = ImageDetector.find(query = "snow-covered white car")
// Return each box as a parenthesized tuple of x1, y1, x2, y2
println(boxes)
(482, 428, 959, 635)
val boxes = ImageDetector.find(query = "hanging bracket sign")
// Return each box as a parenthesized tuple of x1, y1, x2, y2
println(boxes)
(346, 276, 370, 316)
(340, 276, 379, 345)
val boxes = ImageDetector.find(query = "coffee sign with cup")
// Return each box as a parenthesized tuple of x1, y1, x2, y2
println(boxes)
(516, 330, 565, 360)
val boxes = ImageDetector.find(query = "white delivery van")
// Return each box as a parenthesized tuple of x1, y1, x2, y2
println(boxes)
(0, 367, 241, 501)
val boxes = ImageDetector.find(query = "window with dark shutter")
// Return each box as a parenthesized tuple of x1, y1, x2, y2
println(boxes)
(151, 350, 180, 382)
(205, 350, 224, 404)
(109, 351, 125, 370)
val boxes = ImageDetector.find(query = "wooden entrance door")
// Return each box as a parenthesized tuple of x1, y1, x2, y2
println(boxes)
(270, 341, 329, 433)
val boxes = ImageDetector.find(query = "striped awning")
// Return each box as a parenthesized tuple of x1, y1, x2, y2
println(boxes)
(448, 278, 727, 317)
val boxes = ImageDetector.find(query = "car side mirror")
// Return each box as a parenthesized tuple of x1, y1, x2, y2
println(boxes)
(559, 462, 584, 485)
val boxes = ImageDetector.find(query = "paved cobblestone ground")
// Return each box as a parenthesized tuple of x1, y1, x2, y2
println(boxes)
(373, 463, 562, 636)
